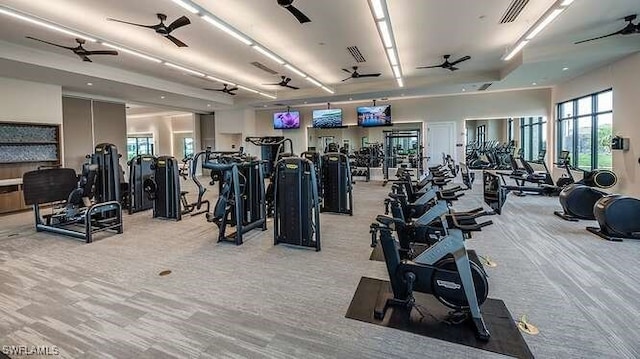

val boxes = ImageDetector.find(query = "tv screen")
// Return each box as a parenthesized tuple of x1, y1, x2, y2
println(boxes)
(357, 105, 391, 127)
(273, 111, 300, 129)
(312, 109, 343, 128)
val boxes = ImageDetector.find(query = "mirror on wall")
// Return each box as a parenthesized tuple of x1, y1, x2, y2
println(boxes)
(307, 122, 422, 171)
(465, 116, 547, 170)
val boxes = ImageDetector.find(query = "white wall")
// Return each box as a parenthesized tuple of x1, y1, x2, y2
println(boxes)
(0, 77, 62, 125)
(553, 52, 640, 197)
(251, 88, 551, 160)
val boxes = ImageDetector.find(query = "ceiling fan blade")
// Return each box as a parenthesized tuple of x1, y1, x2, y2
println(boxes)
(25, 36, 74, 50)
(228, 87, 239, 92)
(341, 76, 353, 82)
(574, 30, 622, 44)
(342, 68, 353, 74)
(285, 85, 300, 90)
(79, 55, 93, 62)
(106, 18, 155, 28)
(449, 67, 460, 71)
(165, 34, 188, 47)
(168, 16, 191, 32)
(358, 73, 381, 78)
(449, 55, 471, 66)
(85, 50, 119, 56)
(416, 65, 442, 69)
(285, 5, 311, 23)
(263, 83, 282, 85)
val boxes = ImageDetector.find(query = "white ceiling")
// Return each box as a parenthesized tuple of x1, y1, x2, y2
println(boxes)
(0, 0, 639, 112)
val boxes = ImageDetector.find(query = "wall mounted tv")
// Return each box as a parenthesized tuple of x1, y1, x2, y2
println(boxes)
(273, 111, 300, 129)
(357, 105, 391, 127)
(312, 109, 343, 128)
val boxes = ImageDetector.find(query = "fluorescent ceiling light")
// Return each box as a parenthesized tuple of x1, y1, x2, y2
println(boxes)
(171, 0, 199, 14)
(102, 43, 161, 63)
(526, 8, 563, 40)
(377, 21, 393, 48)
(0, 8, 96, 42)
(284, 64, 307, 78)
(321, 86, 335, 94)
(560, 0, 574, 6)
(504, 40, 529, 61)
(306, 77, 322, 87)
(392, 65, 401, 78)
(164, 62, 205, 77)
(386, 48, 398, 66)
(259, 92, 277, 99)
(396, 78, 404, 88)
(201, 15, 252, 45)
(370, 0, 385, 20)
(252, 45, 285, 65)
(206, 75, 236, 86)
(237, 85, 258, 94)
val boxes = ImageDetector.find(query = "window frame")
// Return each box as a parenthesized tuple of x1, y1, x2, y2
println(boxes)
(519, 117, 546, 162)
(126, 135, 154, 160)
(556, 89, 613, 170)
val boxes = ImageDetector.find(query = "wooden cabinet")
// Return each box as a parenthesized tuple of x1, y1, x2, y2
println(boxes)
(0, 122, 61, 214)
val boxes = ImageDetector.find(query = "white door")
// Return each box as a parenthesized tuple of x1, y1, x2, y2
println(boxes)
(426, 122, 456, 167)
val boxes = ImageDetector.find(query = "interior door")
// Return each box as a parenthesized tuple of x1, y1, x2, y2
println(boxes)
(426, 122, 455, 166)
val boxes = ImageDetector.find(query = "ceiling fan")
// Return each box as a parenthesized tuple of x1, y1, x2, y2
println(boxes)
(575, 14, 639, 44)
(417, 54, 471, 71)
(341, 66, 382, 81)
(277, 0, 311, 24)
(107, 13, 191, 47)
(26, 36, 118, 62)
(264, 76, 300, 90)
(205, 84, 239, 96)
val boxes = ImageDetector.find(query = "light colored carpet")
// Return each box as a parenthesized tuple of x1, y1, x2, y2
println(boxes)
(0, 174, 638, 358)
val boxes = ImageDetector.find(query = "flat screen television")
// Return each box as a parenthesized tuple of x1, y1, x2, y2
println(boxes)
(357, 105, 391, 127)
(312, 109, 343, 128)
(273, 111, 300, 129)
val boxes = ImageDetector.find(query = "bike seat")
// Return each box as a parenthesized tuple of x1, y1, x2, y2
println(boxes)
(376, 215, 395, 227)
(446, 214, 493, 232)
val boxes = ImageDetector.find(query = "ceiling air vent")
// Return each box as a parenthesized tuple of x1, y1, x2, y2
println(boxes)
(499, 0, 530, 24)
(251, 61, 278, 75)
(347, 46, 366, 63)
(478, 83, 493, 91)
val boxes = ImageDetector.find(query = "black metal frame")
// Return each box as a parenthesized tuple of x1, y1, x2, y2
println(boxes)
(556, 88, 613, 171)
(273, 157, 321, 251)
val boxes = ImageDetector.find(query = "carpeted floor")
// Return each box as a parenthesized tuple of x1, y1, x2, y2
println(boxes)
(0, 174, 639, 358)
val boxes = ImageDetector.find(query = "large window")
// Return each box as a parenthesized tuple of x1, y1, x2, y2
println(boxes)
(476, 125, 486, 143)
(557, 89, 612, 170)
(519, 117, 547, 161)
(127, 136, 154, 160)
(183, 137, 194, 158)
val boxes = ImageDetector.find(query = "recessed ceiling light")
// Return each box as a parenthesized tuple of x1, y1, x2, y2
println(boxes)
(161, 96, 165, 99)
(562, 67, 569, 71)
(87, 82, 93, 86)
(207, 104, 211, 107)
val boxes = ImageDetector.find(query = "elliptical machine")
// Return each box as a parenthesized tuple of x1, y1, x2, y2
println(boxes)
(554, 184, 608, 221)
(587, 195, 640, 241)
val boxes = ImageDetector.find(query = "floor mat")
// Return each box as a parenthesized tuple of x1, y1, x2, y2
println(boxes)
(346, 277, 534, 359)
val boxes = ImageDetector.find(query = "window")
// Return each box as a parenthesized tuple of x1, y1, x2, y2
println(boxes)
(183, 137, 194, 158)
(127, 136, 154, 160)
(519, 117, 546, 161)
(557, 89, 613, 170)
(476, 125, 486, 143)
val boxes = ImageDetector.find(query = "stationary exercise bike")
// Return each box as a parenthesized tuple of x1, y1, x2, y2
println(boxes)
(374, 213, 493, 341)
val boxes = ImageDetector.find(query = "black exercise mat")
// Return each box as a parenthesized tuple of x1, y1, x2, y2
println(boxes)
(346, 277, 534, 359)
(369, 243, 429, 261)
